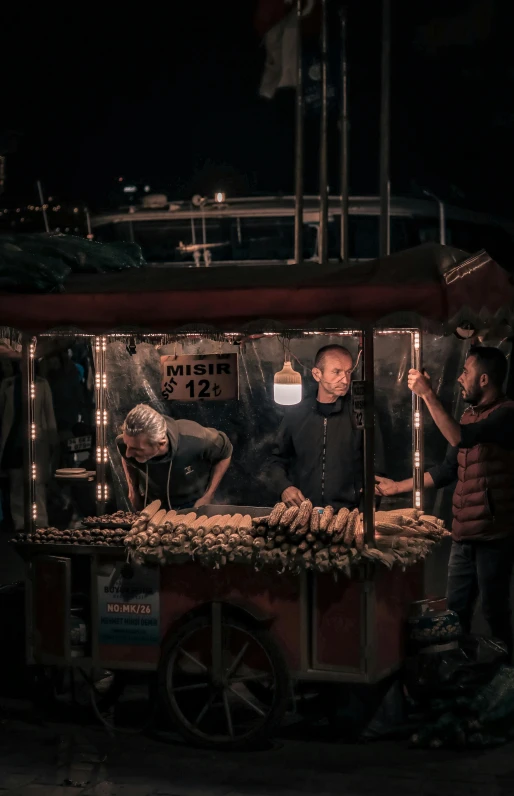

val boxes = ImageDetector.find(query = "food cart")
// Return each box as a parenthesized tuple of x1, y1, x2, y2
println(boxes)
(1, 241, 512, 748)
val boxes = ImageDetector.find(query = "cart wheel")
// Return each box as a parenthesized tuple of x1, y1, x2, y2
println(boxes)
(159, 610, 289, 749)
(90, 671, 158, 734)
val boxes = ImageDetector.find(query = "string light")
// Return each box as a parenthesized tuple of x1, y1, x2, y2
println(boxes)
(32, 503, 37, 520)
(31, 423, 36, 440)
(414, 451, 420, 468)
(414, 491, 421, 509)
(31, 464, 37, 481)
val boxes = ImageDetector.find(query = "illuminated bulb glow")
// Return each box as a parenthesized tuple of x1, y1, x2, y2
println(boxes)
(274, 383, 302, 405)
(96, 446, 102, 463)
(414, 451, 421, 467)
(103, 447, 109, 462)
(29, 343, 35, 359)
(103, 410, 108, 425)
(414, 411, 421, 429)
(274, 360, 302, 406)
(30, 383, 35, 399)
(31, 464, 37, 480)
(414, 332, 420, 350)
(414, 491, 421, 509)
(32, 503, 37, 519)
(31, 423, 36, 440)
(96, 410, 101, 425)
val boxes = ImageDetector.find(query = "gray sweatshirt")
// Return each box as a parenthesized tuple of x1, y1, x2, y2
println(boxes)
(116, 415, 232, 509)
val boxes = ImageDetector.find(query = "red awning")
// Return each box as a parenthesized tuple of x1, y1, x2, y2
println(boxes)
(0, 244, 512, 335)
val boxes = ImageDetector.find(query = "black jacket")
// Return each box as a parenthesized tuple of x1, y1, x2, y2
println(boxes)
(117, 415, 232, 509)
(268, 394, 385, 511)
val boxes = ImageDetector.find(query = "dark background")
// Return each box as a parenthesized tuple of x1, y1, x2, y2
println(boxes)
(2, 0, 512, 215)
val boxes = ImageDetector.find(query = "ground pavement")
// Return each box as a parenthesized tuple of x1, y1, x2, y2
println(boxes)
(2, 694, 514, 796)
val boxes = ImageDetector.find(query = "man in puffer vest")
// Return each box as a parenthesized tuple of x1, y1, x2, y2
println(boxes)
(376, 346, 514, 656)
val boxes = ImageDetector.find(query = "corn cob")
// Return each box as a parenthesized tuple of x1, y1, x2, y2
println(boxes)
(231, 513, 244, 531)
(160, 533, 172, 546)
(294, 524, 309, 538)
(269, 502, 287, 528)
(135, 532, 149, 546)
(162, 510, 177, 529)
(139, 499, 162, 522)
(279, 506, 299, 528)
(291, 500, 312, 532)
(239, 515, 253, 534)
(325, 516, 337, 539)
(201, 515, 221, 533)
(252, 515, 271, 526)
(320, 506, 334, 532)
(343, 509, 359, 546)
(214, 514, 231, 533)
(354, 514, 364, 551)
(310, 509, 321, 533)
(253, 537, 266, 550)
(375, 522, 404, 535)
(188, 514, 208, 533)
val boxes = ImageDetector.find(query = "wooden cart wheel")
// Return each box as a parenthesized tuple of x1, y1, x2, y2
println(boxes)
(90, 671, 158, 734)
(158, 609, 290, 749)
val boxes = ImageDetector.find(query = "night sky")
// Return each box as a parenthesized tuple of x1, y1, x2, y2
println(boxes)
(2, 0, 513, 216)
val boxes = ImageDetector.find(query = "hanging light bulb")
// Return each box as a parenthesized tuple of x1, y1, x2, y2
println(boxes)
(274, 359, 302, 405)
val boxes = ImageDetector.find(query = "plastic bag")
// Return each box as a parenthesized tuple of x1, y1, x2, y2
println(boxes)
(411, 665, 514, 749)
(0, 233, 146, 293)
(405, 635, 508, 703)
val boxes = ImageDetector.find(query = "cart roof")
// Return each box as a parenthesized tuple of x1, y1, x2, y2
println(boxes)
(0, 242, 512, 334)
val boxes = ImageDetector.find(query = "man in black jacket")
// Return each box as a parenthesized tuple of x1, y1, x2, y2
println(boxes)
(269, 345, 384, 510)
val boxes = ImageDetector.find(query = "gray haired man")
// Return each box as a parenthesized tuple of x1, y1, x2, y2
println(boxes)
(116, 404, 232, 511)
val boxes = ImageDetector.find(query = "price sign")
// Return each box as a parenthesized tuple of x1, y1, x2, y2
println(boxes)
(161, 354, 238, 401)
(352, 380, 366, 429)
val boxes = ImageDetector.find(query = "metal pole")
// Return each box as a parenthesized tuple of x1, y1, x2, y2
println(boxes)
(379, 0, 391, 258)
(85, 208, 93, 240)
(362, 328, 375, 546)
(21, 335, 36, 532)
(411, 330, 424, 512)
(37, 181, 50, 234)
(439, 200, 446, 245)
(423, 189, 446, 245)
(294, 0, 304, 265)
(340, 6, 349, 263)
(318, 0, 329, 264)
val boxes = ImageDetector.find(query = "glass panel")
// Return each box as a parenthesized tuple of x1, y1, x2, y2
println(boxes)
(105, 334, 361, 511)
(33, 336, 97, 529)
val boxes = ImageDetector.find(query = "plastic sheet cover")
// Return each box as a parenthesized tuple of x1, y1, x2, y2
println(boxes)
(103, 332, 499, 519)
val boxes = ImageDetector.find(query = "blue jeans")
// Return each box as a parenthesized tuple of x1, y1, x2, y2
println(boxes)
(447, 537, 514, 656)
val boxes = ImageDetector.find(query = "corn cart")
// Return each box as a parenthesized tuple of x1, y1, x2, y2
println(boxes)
(2, 241, 513, 748)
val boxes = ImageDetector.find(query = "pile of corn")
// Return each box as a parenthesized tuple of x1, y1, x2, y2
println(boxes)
(124, 500, 449, 574)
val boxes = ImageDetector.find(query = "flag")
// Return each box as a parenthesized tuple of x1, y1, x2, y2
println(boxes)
(255, 0, 317, 100)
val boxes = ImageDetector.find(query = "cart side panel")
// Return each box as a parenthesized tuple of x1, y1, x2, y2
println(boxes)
(160, 562, 303, 669)
(32, 556, 71, 664)
(373, 563, 424, 677)
(312, 573, 363, 671)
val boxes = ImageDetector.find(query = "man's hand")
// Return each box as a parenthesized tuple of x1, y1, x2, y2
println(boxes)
(375, 475, 398, 497)
(408, 369, 433, 398)
(194, 493, 214, 509)
(281, 486, 306, 507)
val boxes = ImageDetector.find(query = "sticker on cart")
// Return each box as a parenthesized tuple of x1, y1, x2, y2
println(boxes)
(97, 563, 160, 645)
(351, 380, 366, 429)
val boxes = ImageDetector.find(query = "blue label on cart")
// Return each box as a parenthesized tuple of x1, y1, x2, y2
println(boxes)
(97, 563, 160, 645)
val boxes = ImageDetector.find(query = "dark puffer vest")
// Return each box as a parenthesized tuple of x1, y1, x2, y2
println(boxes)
(453, 398, 514, 541)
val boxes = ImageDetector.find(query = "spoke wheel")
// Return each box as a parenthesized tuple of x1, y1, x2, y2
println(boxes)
(159, 612, 289, 749)
(90, 671, 157, 734)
